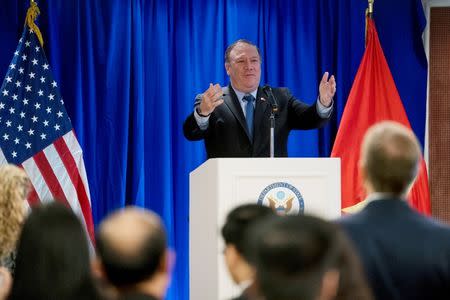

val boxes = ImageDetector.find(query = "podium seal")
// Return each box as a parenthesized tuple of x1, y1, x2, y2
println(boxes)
(257, 182, 304, 215)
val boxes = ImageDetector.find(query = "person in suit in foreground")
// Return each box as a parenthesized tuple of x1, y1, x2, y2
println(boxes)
(337, 121, 450, 300)
(221, 204, 275, 300)
(95, 207, 173, 300)
(183, 39, 336, 158)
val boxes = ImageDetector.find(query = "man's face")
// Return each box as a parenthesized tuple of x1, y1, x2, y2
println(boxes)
(225, 42, 261, 93)
(223, 244, 240, 284)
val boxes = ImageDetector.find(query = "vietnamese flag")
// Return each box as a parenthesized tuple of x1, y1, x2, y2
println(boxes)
(331, 18, 431, 215)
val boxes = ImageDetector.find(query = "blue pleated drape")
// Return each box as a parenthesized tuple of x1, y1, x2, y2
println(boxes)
(0, 0, 427, 299)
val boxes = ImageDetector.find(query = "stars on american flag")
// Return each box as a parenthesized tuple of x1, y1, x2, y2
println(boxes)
(0, 27, 72, 164)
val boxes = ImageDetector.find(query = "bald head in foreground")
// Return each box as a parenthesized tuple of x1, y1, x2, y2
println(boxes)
(96, 207, 171, 300)
(337, 121, 450, 300)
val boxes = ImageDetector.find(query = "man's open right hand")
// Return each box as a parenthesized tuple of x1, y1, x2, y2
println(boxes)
(198, 83, 224, 116)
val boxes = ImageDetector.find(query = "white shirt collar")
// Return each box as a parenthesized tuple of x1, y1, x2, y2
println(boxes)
(238, 279, 253, 292)
(231, 84, 258, 102)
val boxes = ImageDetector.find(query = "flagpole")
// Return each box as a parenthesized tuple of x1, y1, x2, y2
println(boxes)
(368, 0, 374, 18)
(365, 0, 374, 46)
(26, 0, 44, 47)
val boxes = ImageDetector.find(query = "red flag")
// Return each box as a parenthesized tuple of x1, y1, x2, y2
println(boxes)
(331, 18, 431, 215)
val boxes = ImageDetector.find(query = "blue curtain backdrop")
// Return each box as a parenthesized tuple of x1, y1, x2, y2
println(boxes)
(0, 0, 427, 298)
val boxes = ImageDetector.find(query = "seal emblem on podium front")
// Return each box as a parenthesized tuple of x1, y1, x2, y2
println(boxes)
(257, 182, 304, 215)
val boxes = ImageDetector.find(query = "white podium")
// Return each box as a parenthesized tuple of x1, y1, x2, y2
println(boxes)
(189, 158, 340, 300)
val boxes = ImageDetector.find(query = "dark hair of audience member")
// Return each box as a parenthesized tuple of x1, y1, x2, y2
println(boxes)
(244, 215, 373, 300)
(221, 203, 274, 258)
(8, 202, 103, 300)
(332, 228, 373, 300)
(95, 213, 167, 287)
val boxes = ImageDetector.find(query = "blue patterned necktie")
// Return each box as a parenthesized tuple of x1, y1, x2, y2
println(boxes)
(243, 94, 255, 139)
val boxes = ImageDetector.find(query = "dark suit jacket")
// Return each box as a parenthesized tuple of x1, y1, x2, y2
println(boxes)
(337, 199, 450, 300)
(183, 85, 331, 158)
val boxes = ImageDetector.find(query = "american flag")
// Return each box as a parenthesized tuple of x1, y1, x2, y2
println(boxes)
(0, 24, 94, 246)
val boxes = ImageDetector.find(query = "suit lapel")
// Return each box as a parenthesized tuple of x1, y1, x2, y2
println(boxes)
(253, 87, 271, 141)
(223, 85, 252, 141)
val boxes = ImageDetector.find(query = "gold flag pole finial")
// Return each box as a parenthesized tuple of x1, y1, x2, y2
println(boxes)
(365, 0, 374, 46)
(26, 0, 44, 47)
(368, 0, 374, 17)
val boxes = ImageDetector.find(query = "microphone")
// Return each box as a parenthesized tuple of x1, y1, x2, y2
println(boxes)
(263, 85, 278, 158)
(263, 85, 278, 113)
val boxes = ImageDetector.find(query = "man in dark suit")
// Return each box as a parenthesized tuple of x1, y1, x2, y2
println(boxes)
(337, 121, 450, 300)
(183, 39, 336, 158)
(221, 204, 275, 300)
(95, 207, 173, 300)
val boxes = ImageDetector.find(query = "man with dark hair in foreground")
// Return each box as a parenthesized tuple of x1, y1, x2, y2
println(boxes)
(337, 121, 450, 300)
(221, 204, 275, 300)
(95, 207, 172, 300)
(244, 215, 342, 300)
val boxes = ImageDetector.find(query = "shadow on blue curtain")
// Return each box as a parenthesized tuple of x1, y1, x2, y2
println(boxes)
(0, 0, 427, 299)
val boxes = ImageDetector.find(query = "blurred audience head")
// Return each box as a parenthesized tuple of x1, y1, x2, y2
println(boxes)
(96, 206, 171, 299)
(9, 201, 100, 300)
(221, 203, 275, 284)
(246, 215, 345, 300)
(0, 164, 29, 261)
(360, 121, 421, 197)
(331, 229, 373, 300)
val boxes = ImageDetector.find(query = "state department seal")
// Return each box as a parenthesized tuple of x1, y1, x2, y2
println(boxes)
(257, 182, 304, 215)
